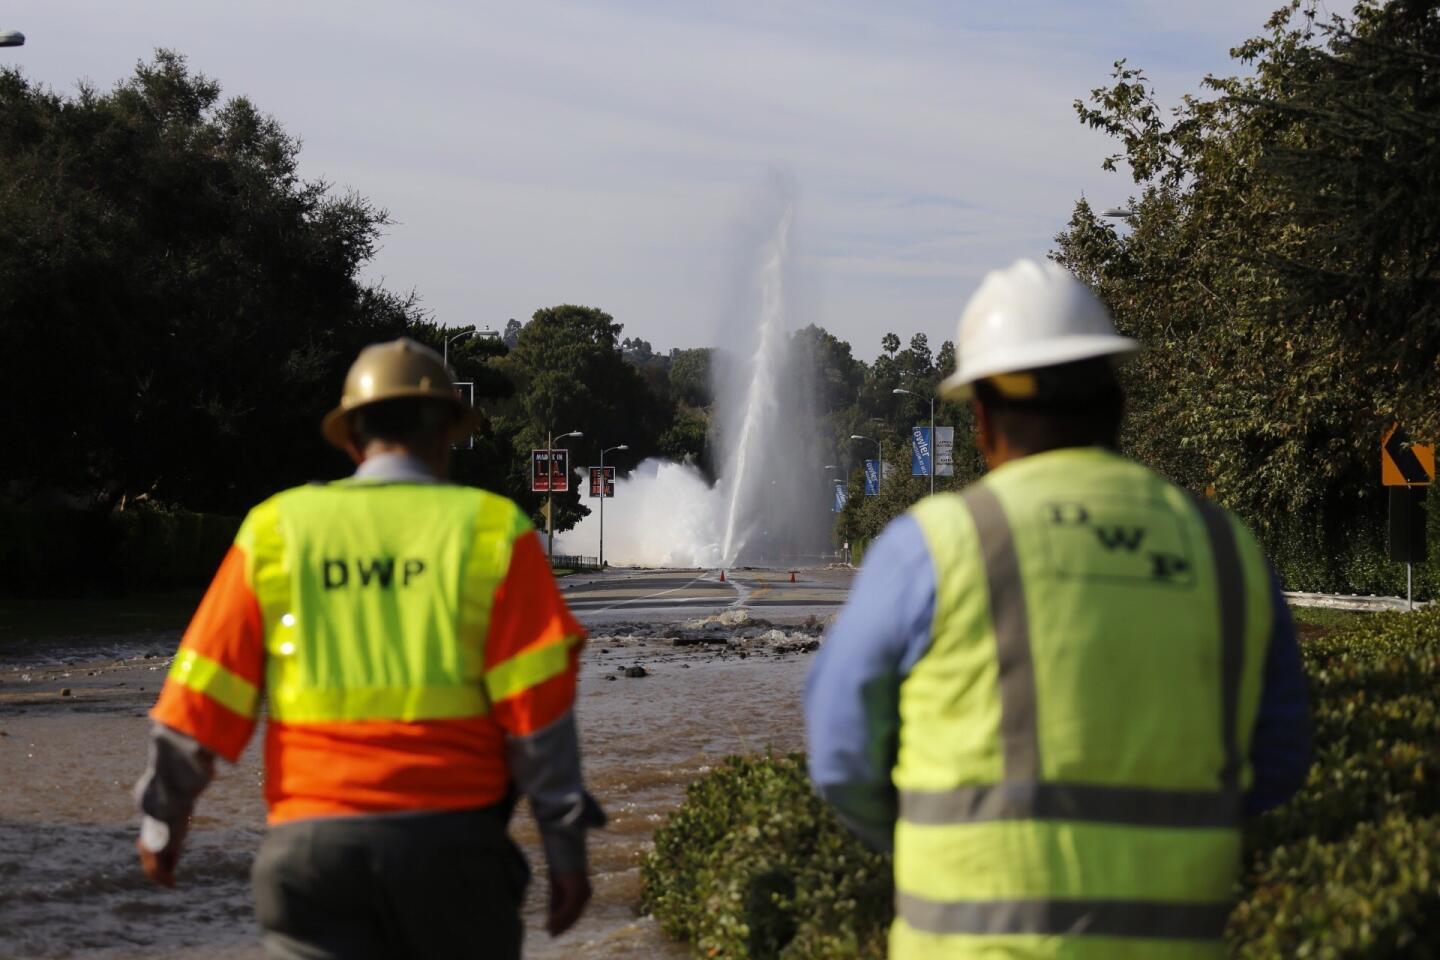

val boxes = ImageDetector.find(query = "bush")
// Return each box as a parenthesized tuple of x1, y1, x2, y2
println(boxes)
(640, 753, 891, 960)
(111, 503, 239, 591)
(0, 500, 238, 596)
(1229, 815, 1440, 959)
(642, 607, 1440, 958)
(1260, 503, 1440, 602)
(0, 500, 116, 594)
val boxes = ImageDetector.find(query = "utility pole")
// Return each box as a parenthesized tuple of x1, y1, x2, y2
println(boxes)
(443, 327, 474, 368)
(546, 429, 583, 562)
(893, 388, 936, 496)
(598, 444, 628, 569)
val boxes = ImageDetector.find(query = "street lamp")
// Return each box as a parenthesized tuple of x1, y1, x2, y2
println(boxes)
(597, 443, 628, 570)
(848, 434, 883, 489)
(0, 31, 24, 48)
(893, 388, 936, 496)
(1102, 207, 1136, 219)
(443, 327, 474, 368)
(545, 429, 583, 562)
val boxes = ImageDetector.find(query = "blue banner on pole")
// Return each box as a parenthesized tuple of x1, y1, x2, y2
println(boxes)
(911, 425, 933, 477)
(863, 460, 880, 496)
(833, 481, 848, 513)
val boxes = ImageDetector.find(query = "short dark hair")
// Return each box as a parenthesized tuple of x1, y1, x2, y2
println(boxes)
(350, 398, 454, 447)
(972, 357, 1125, 453)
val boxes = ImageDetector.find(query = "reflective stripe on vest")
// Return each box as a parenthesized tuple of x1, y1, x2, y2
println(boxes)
(895, 893, 1231, 940)
(167, 648, 260, 719)
(236, 482, 530, 724)
(894, 450, 1270, 956)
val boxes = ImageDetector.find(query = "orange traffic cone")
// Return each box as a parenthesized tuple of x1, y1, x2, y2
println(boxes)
(789, 570, 796, 583)
(720, 569, 726, 582)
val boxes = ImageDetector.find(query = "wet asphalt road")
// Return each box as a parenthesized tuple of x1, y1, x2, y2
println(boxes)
(0, 566, 854, 960)
(560, 566, 853, 628)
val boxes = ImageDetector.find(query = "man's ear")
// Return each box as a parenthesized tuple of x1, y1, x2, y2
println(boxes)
(972, 398, 995, 463)
(341, 432, 366, 466)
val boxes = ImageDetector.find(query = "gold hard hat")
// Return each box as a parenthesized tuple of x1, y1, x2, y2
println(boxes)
(321, 337, 481, 448)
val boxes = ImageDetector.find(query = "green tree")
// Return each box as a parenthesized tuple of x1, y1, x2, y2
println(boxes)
(668, 347, 714, 408)
(1053, 0, 1440, 593)
(501, 304, 669, 532)
(0, 51, 421, 515)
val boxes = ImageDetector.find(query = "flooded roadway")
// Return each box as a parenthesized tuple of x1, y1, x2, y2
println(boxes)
(0, 569, 850, 959)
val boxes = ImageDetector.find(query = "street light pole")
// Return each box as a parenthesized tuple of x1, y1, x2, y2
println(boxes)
(0, 30, 24, 48)
(443, 327, 474, 368)
(893, 388, 936, 496)
(848, 435, 882, 489)
(546, 429, 583, 563)
(598, 443, 628, 570)
(929, 396, 935, 496)
(846, 434, 881, 466)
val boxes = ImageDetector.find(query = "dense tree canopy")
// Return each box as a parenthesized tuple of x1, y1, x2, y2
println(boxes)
(1051, 0, 1440, 591)
(0, 52, 420, 514)
(15, 7, 1432, 595)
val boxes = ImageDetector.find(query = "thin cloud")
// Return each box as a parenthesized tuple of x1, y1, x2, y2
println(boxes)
(7, 0, 1278, 357)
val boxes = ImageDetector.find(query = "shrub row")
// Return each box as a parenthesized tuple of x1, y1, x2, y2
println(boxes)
(0, 500, 238, 596)
(1261, 504, 1440, 601)
(641, 606, 1440, 958)
(639, 753, 891, 959)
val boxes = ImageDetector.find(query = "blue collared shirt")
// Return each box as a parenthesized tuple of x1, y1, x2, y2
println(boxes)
(805, 512, 1311, 851)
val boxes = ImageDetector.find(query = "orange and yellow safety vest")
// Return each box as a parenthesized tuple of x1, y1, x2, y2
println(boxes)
(151, 478, 584, 824)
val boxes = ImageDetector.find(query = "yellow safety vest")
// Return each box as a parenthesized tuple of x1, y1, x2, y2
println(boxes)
(893, 448, 1272, 959)
(233, 478, 532, 723)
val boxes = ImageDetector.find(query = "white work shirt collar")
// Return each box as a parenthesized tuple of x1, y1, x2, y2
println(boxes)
(352, 452, 441, 484)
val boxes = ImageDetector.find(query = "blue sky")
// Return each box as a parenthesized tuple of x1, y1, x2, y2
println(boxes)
(5, 1, 1277, 358)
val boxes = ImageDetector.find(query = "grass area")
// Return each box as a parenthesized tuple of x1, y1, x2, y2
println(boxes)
(0, 590, 202, 642)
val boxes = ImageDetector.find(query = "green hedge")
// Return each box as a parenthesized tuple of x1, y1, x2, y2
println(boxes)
(1259, 503, 1439, 602)
(641, 606, 1440, 958)
(110, 504, 239, 592)
(0, 500, 239, 596)
(640, 753, 891, 959)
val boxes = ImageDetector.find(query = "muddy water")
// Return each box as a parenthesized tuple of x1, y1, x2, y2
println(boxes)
(0, 633, 813, 959)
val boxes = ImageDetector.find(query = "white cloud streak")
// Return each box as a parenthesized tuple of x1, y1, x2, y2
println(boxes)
(7, 0, 1277, 356)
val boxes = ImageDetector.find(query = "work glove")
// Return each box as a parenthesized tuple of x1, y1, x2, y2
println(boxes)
(136, 815, 188, 888)
(547, 868, 592, 936)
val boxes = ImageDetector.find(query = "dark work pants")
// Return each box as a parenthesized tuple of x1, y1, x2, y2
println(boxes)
(252, 805, 529, 960)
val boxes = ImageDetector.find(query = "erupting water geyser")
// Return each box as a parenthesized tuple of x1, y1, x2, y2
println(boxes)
(558, 185, 830, 567)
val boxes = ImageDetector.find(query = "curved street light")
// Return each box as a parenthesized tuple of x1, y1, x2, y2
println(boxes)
(597, 443, 628, 569)
(1102, 207, 1136, 220)
(545, 429, 583, 561)
(893, 388, 936, 496)
(848, 434, 883, 490)
(443, 327, 474, 367)
(0, 31, 25, 48)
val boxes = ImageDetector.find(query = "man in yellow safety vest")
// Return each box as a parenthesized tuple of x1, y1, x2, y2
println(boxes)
(806, 259, 1310, 958)
(134, 338, 603, 959)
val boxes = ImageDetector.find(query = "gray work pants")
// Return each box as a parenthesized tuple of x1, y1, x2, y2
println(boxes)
(252, 805, 529, 960)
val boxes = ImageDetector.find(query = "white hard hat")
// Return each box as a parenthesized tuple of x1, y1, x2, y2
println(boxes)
(939, 259, 1138, 400)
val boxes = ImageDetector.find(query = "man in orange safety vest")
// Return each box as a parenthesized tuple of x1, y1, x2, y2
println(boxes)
(133, 337, 603, 959)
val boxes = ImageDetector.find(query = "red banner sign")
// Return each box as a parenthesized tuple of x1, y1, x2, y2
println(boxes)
(588, 466, 615, 498)
(531, 449, 569, 493)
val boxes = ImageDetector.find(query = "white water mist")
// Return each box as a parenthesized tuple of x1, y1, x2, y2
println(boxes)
(560, 182, 828, 567)
(719, 202, 792, 564)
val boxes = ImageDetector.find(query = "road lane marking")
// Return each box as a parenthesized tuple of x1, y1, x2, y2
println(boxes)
(582, 573, 731, 614)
